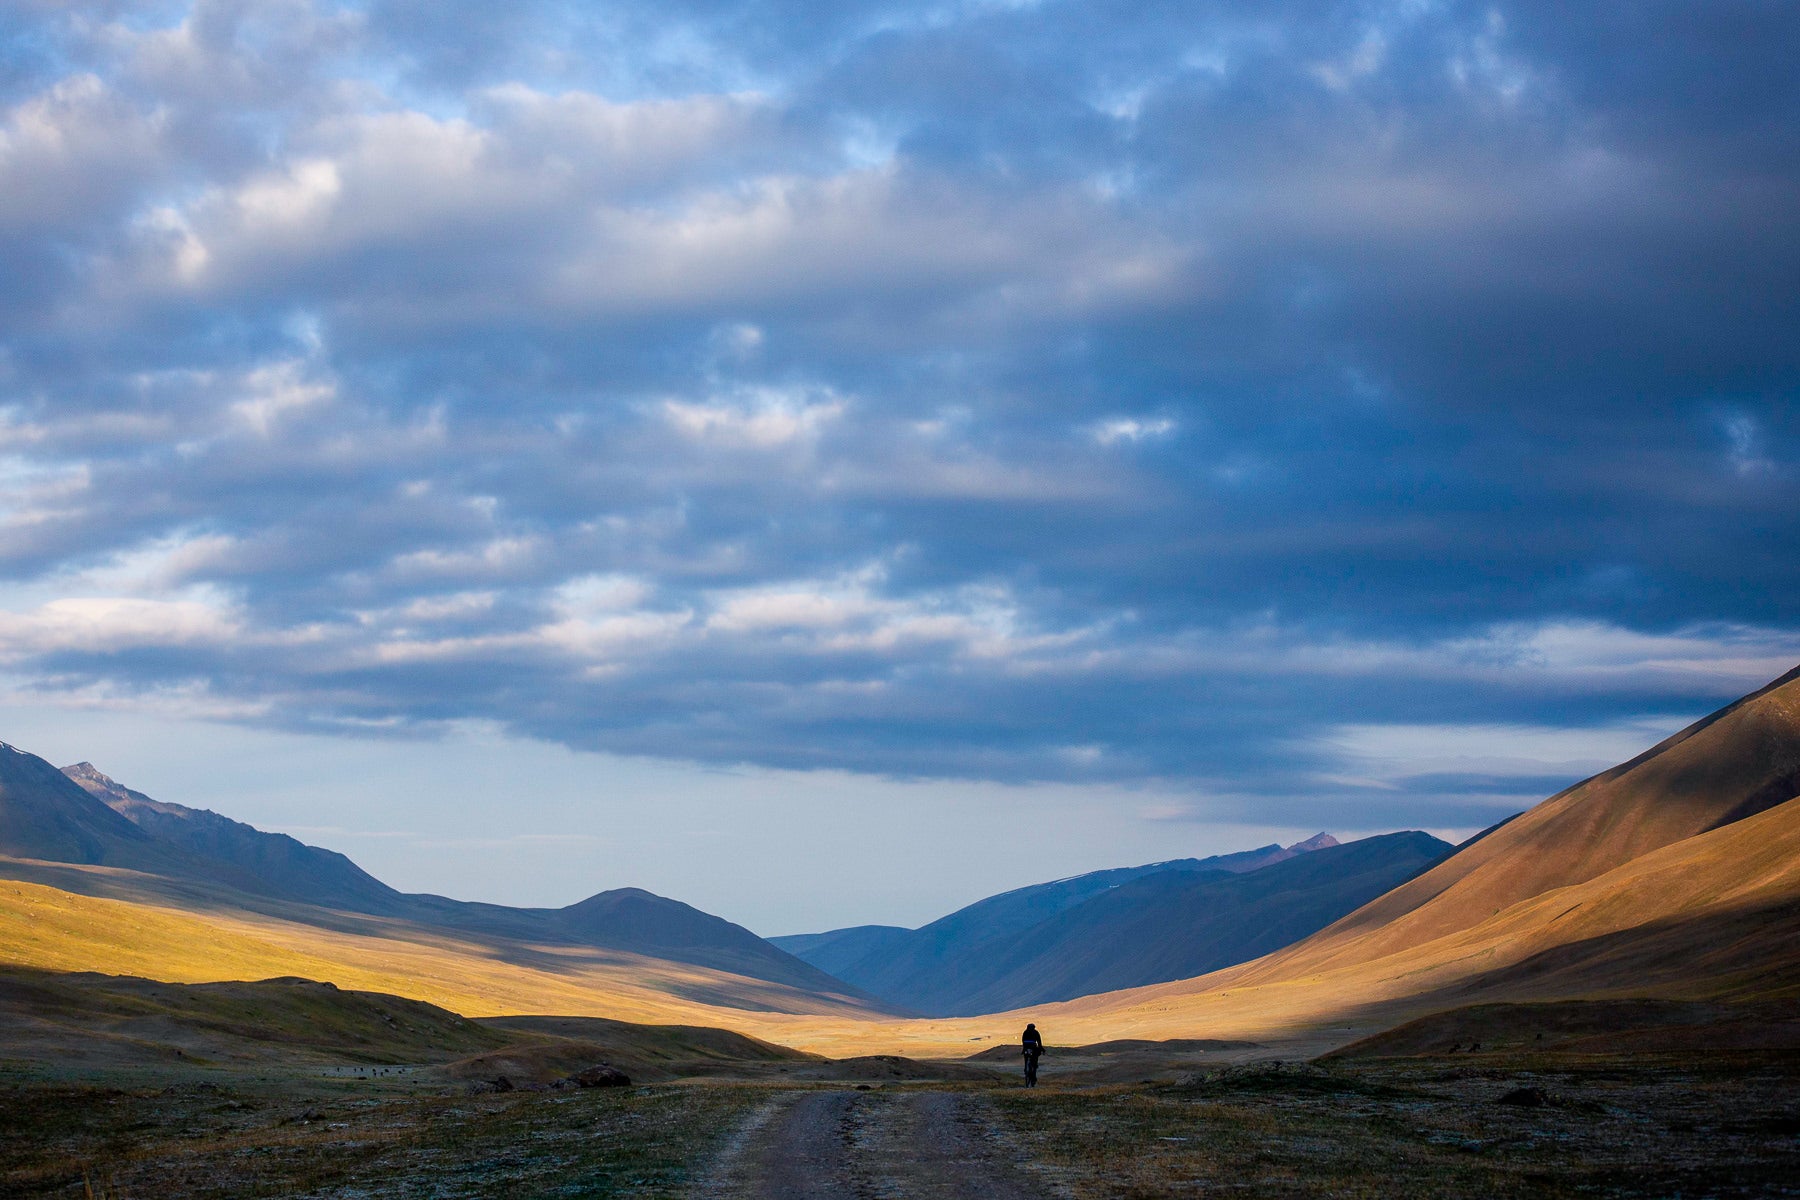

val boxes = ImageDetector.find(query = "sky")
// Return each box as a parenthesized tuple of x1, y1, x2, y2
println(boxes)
(0, 0, 1795, 934)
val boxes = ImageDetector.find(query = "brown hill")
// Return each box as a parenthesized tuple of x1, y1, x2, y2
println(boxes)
(0, 865, 885, 1037)
(0, 967, 507, 1069)
(1233, 663, 1800, 983)
(0, 966, 830, 1080)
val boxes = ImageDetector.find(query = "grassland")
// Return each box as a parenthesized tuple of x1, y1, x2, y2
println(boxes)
(0, 1072, 766, 1199)
(987, 1054, 1800, 1199)
(2, 1050, 1796, 1198)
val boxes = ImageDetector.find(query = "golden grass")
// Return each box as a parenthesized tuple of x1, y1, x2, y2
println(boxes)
(0, 869, 869, 1037)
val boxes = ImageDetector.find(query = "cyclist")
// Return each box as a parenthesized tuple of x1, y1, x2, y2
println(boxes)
(1021, 1023, 1044, 1087)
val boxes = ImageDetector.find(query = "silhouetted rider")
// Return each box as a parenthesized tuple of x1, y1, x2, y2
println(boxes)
(1021, 1022, 1044, 1087)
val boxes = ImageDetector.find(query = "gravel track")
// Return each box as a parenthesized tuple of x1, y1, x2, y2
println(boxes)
(704, 1089, 1049, 1199)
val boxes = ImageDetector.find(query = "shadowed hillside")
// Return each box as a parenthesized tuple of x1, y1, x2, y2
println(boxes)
(776, 834, 1343, 1010)
(1, 745, 184, 874)
(935, 831, 1450, 1015)
(0, 967, 507, 1069)
(62, 762, 408, 916)
(0, 965, 825, 1081)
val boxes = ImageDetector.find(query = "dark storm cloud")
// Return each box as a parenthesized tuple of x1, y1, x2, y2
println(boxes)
(0, 0, 1795, 823)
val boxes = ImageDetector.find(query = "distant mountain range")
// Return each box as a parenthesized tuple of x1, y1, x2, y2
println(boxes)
(1, 747, 861, 1002)
(774, 830, 1453, 1015)
(775, 836, 1335, 980)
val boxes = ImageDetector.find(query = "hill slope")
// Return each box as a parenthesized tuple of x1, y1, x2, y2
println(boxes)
(1239, 662, 1800, 982)
(0, 863, 883, 1035)
(736, 664, 1800, 1058)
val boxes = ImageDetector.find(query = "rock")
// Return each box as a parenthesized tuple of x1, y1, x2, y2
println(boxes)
(1496, 1086, 1549, 1107)
(467, 1076, 516, 1094)
(570, 1064, 631, 1089)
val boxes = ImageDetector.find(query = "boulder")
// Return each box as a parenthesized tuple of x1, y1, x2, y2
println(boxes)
(1496, 1086, 1549, 1107)
(570, 1064, 631, 1089)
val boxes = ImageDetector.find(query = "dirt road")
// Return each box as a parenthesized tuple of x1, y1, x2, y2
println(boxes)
(702, 1088, 1051, 1199)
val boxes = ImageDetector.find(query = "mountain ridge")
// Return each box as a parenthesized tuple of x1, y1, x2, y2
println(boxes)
(0, 743, 881, 1007)
(773, 833, 1339, 977)
(773, 831, 1464, 1015)
(936, 830, 1452, 1015)
(62, 761, 409, 915)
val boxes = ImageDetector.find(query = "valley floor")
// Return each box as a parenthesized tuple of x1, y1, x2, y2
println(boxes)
(3, 1052, 1797, 1198)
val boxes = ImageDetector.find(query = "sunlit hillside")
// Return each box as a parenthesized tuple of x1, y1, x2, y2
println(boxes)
(0, 862, 879, 1040)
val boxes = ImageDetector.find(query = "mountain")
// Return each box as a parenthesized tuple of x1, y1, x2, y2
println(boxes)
(769, 839, 1330, 983)
(0, 866, 885, 1045)
(773, 925, 916, 980)
(0, 740, 878, 1011)
(914, 834, 1342, 955)
(773, 837, 1338, 983)
(770, 832, 1433, 1015)
(62, 762, 407, 915)
(930, 831, 1451, 1015)
(0, 744, 290, 901)
(1, 743, 174, 871)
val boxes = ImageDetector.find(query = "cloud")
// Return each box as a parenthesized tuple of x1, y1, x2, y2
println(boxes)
(0, 591, 242, 656)
(0, 0, 1791, 824)
(1089, 416, 1175, 446)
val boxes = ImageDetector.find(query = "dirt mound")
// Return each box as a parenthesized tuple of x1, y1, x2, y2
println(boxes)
(440, 1041, 628, 1087)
